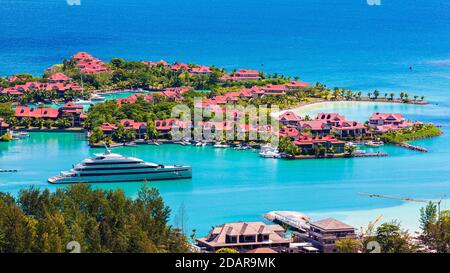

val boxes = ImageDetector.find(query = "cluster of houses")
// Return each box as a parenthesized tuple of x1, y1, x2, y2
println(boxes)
(195, 217, 357, 253)
(143, 60, 214, 75)
(14, 102, 86, 127)
(0, 72, 82, 98)
(71, 52, 109, 74)
(277, 111, 366, 153)
(368, 112, 420, 133)
(117, 87, 192, 104)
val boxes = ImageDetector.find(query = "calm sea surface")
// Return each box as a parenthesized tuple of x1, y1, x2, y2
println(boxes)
(1, 0, 450, 233)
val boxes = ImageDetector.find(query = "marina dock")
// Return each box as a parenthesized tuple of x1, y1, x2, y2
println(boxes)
(264, 211, 310, 232)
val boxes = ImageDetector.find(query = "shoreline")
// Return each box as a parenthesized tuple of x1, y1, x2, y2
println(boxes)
(273, 98, 429, 117)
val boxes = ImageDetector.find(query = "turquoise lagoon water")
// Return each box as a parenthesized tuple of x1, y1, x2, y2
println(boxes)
(1, 102, 450, 234)
(1, 0, 450, 234)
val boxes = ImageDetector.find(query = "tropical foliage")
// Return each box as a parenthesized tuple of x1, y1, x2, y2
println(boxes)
(0, 184, 189, 253)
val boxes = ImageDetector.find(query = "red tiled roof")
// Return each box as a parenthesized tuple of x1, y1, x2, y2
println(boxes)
(72, 52, 93, 61)
(100, 123, 117, 131)
(120, 119, 147, 130)
(171, 62, 190, 71)
(48, 73, 71, 82)
(315, 112, 346, 122)
(190, 65, 212, 74)
(285, 81, 308, 88)
(300, 120, 328, 131)
(311, 218, 354, 231)
(279, 111, 302, 122)
(15, 106, 59, 119)
(369, 113, 403, 122)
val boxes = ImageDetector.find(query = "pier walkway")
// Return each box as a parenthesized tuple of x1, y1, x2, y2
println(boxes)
(264, 211, 310, 232)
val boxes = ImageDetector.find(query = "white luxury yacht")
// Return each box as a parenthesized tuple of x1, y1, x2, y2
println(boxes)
(48, 145, 192, 184)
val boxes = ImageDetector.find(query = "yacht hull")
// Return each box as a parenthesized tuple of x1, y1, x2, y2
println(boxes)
(48, 166, 192, 184)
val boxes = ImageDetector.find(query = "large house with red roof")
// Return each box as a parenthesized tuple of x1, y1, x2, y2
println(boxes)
(48, 73, 72, 83)
(72, 52, 109, 74)
(332, 121, 366, 138)
(154, 118, 190, 138)
(298, 120, 331, 136)
(232, 69, 261, 81)
(1, 80, 81, 97)
(99, 123, 117, 137)
(278, 111, 302, 126)
(120, 119, 148, 139)
(15, 106, 59, 120)
(59, 102, 86, 127)
(190, 65, 212, 75)
(368, 112, 416, 133)
(315, 113, 346, 127)
(293, 135, 346, 154)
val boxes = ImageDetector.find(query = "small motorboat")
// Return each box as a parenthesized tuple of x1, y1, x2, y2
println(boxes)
(91, 94, 106, 102)
(259, 149, 281, 158)
(11, 131, 29, 139)
(213, 142, 230, 148)
(234, 144, 251, 150)
(195, 141, 207, 147)
(365, 140, 384, 147)
(74, 99, 93, 106)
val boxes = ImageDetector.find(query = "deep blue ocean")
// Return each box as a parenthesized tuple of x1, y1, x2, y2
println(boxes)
(1, 0, 450, 102)
(1, 0, 450, 233)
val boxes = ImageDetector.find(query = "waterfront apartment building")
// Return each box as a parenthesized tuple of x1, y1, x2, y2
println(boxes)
(196, 222, 291, 253)
(296, 218, 356, 253)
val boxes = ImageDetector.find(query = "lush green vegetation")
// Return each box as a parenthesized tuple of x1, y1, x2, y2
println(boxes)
(419, 203, 450, 253)
(0, 184, 189, 253)
(381, 124, 442, 144)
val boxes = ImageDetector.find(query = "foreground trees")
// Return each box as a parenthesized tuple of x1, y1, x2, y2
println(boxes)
(0, 184, 189, 253)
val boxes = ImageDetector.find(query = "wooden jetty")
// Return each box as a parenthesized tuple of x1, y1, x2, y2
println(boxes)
(399, 143, 428, 152)
(264, 211, 310, 232)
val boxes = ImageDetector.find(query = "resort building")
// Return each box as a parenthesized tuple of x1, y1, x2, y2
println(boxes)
(232, 69, 261, 81)
(143, 60, 170, 67)
(15, 106, 59, 120)
(154, 118, 190, 138)
(368, 112, 416, 133)
(99, 123, 117, 137)
(120, 120, 148, 139)
(190, 65, 212, 75)
(196, 222, 291, 253)
(1, 81, 81, 97)
(315, 113, 346, 127)
(59, 102, 85, 127)
(298, 120, 331, 136)
(48, 73, 72, 83)
(261, 84, 287, 95)
(0, 118, 9, 136)
(285, 81, 308, 89)
(278, 111, 302, 126)
(296, 218, 356, 253)
(293, 135, 346, 154)
(332, 121, 367, 138)
(72, 52, 109, 74)
(171, 62, 190, 71)
(279, 127, 302, 139)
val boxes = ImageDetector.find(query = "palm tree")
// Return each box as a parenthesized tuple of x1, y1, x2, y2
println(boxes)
(420, 96, 425, 101)
(414, 95, 418, 101)
(368, 92, 372, 99)
(373, 90, 380, 99)
(390, 93, 395, 101)
(345, 145, 356, 156)
(399, 92, 405, 101)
